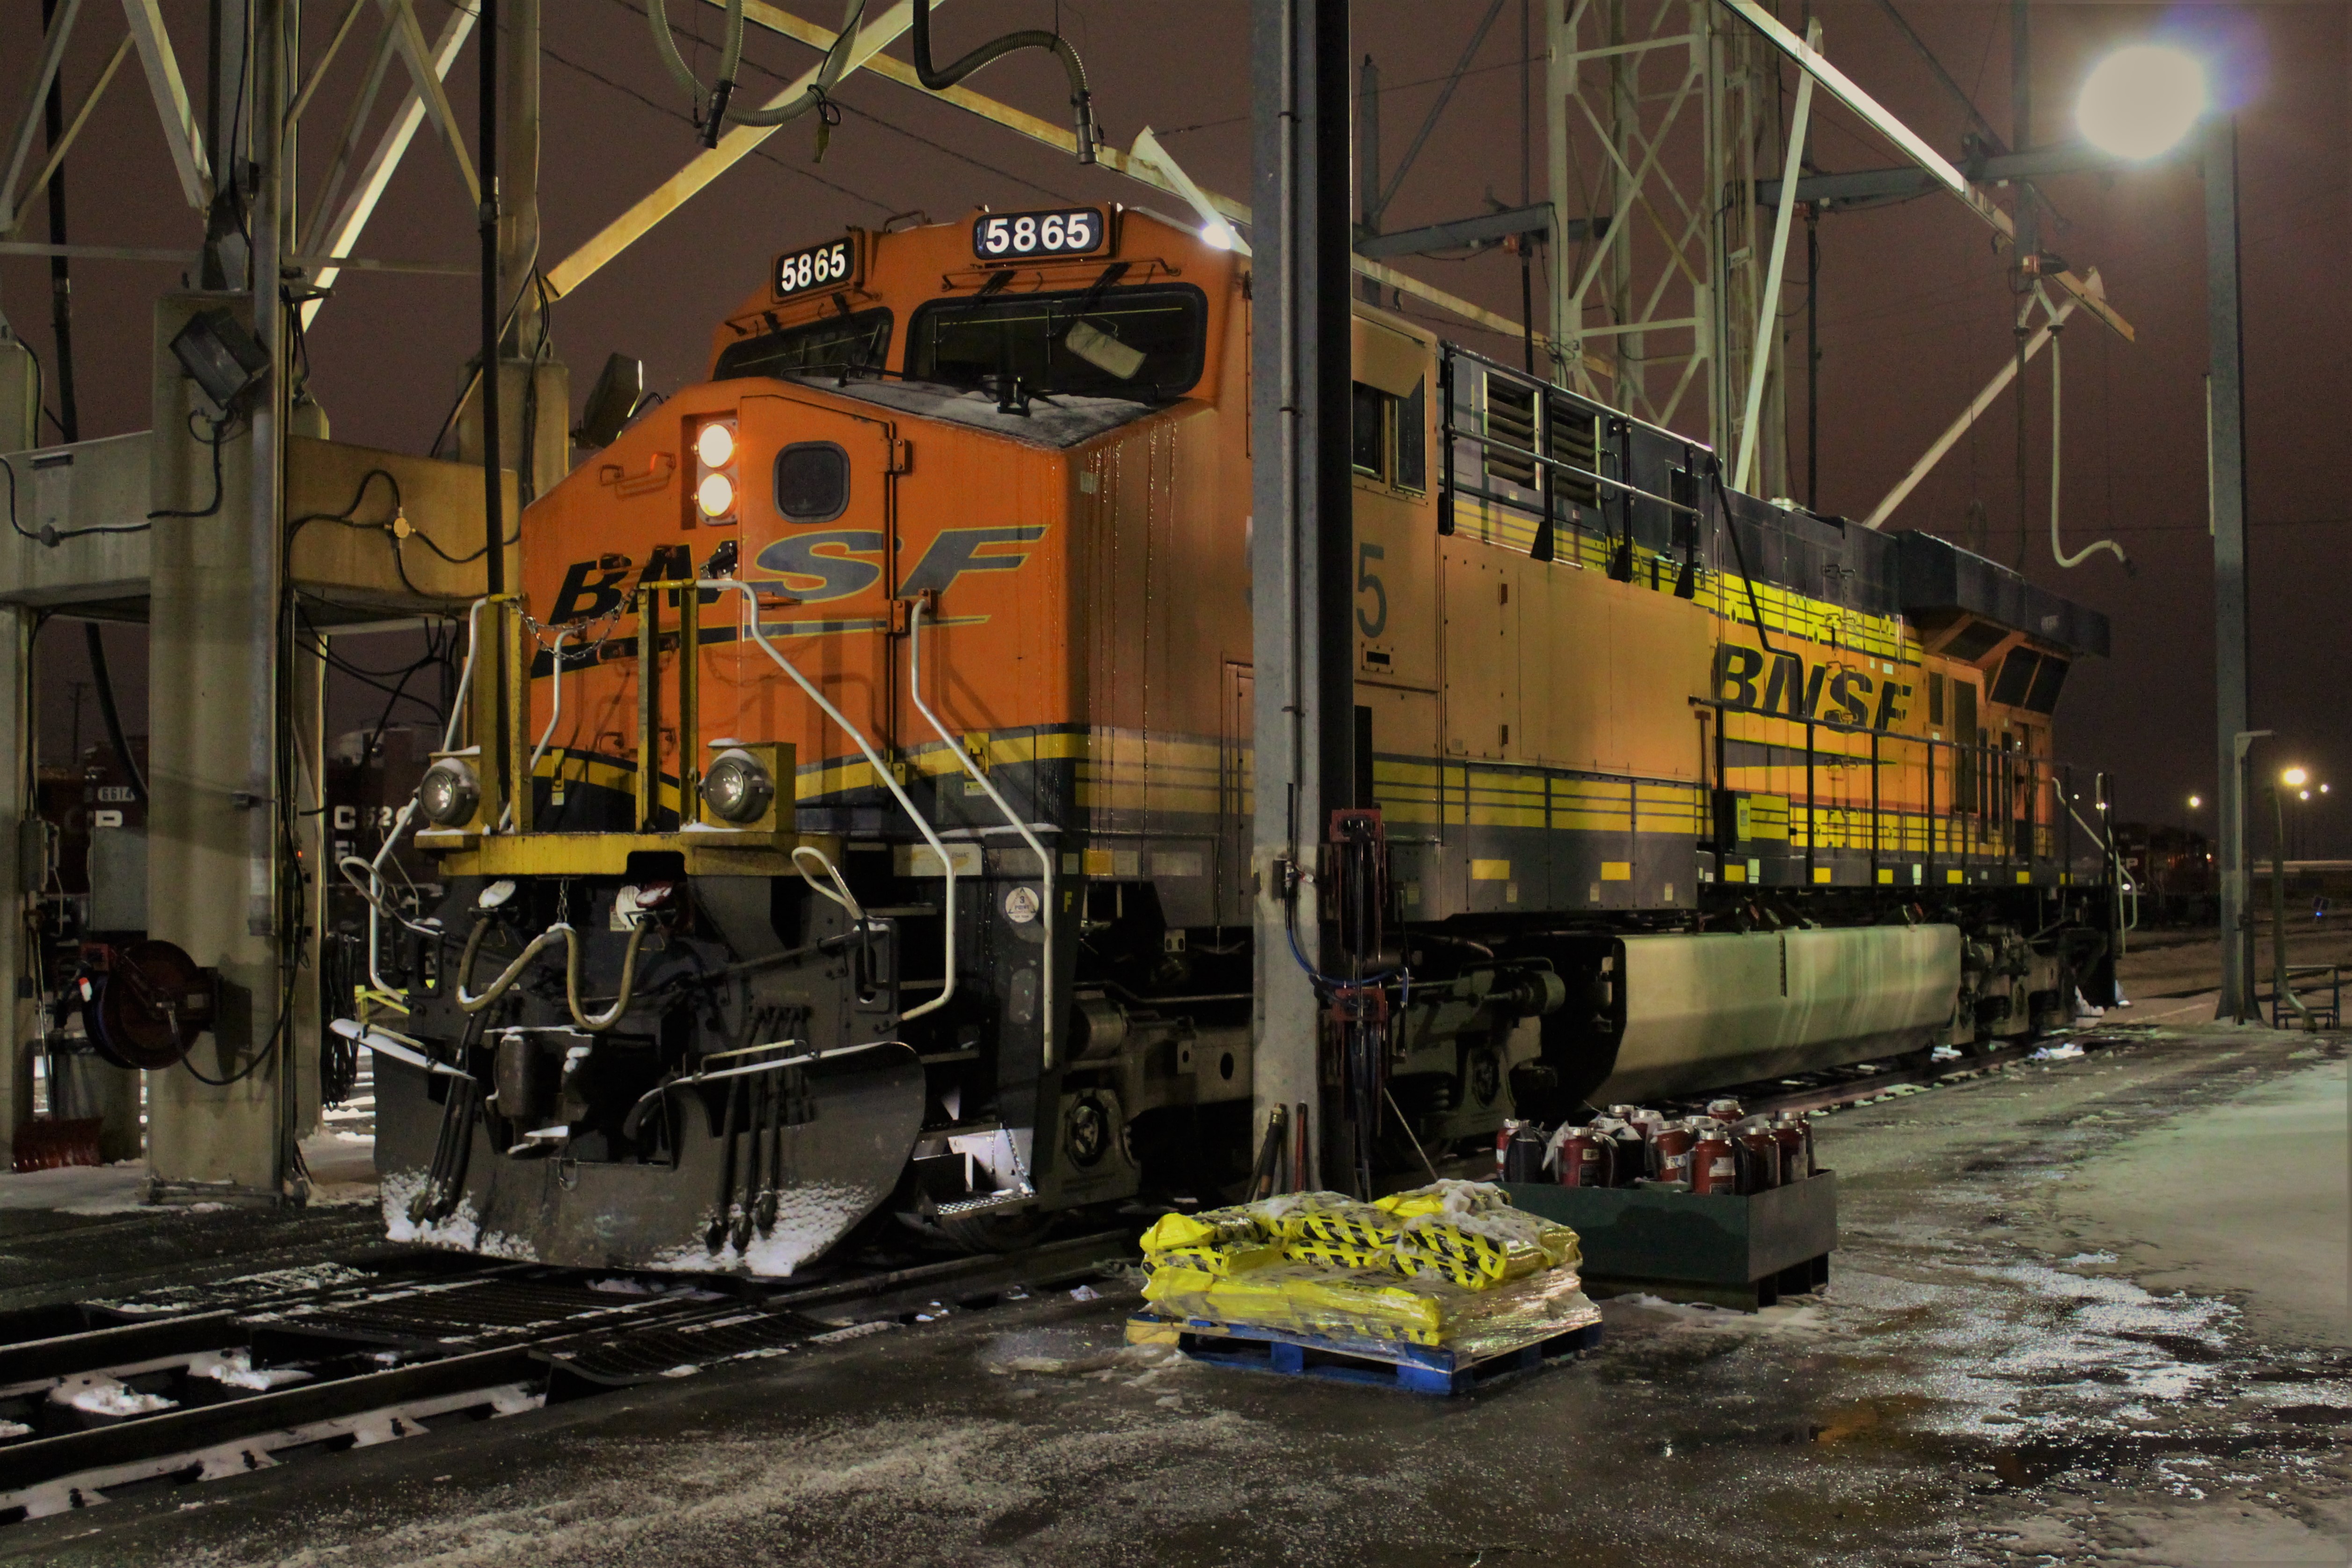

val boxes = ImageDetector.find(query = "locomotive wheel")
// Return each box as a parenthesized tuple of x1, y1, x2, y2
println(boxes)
(87, 941, 205, 1072)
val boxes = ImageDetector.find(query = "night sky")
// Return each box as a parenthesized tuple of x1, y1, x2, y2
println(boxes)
(1, 0, 2344, 853)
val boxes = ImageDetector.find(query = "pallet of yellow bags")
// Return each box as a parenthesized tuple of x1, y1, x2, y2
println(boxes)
(1126, 1181, 1603, 1395)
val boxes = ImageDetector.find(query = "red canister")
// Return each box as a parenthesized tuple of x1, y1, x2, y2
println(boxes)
(1735, 1121, 1782, 1193)
(1770, 1112, 1812, 1181)
(1705, 1097, 1745, 1124)
(1689, 1126, 1739, 1195)
(1649, 1120, 1696, 1186)
(1553, 1128, 1616, 1187)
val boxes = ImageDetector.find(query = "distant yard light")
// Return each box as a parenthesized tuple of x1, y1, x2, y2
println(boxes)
(2282, 766, 2308, 788)
(2077, 44, 2207, 160)
(2299, 789, 2311, 802)
(2188, 794, 2202, 808)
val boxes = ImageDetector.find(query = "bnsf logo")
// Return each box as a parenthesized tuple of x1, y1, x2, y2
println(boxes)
(549, 526, 1048, 620)
(1714, 644, 1912, 731)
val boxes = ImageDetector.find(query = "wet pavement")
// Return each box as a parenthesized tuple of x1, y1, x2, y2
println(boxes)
(0, 1021, 2342, 1567)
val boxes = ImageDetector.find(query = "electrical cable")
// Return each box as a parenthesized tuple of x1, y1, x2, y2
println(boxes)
(81, 621, 146, 803)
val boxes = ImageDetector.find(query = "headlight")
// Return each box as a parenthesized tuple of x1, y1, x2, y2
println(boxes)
(700, 748, 774, 824)
(697, 472, 735, 518)
(696, 422, 735, 468)
(418, 758, 481, 826)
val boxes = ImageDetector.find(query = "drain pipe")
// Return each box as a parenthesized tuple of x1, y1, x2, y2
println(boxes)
(908, 598, 1057, 1067)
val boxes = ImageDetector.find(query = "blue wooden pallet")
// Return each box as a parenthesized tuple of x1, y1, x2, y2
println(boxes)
(1132, 1312, 1602, 1395)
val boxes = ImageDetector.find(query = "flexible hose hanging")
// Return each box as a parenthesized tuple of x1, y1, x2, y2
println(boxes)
(909, 0, 1096, 163)
(453, 915, 652, 1033)
(2042, 305, 2128, 572)
(647, 0, 867, 144)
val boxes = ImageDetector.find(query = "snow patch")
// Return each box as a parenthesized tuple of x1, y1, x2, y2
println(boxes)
(57, 1374, 176, 1417)
(189, 1348, 315, 1391)
(651, 1179, 883, 1278)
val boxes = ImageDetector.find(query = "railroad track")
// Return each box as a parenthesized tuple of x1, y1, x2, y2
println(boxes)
(1693, 1029, 2144, 1121)
(0, 1230, 1135, 1524)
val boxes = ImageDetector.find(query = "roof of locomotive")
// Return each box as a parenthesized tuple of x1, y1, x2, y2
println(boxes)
(698, 205, 1236, 450)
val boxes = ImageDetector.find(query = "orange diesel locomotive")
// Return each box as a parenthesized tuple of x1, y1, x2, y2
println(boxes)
(361, 206, 2118, 1271)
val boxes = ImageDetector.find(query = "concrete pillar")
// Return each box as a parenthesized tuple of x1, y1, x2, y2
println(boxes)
(459, 360, 570, 506)
(144, 292, 283, 1197)
(0, 317, 37, 452)
(0, 603, 32, 1171)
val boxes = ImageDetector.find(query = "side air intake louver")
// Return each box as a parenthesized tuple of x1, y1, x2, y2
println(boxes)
(1484, 378, 1539, 490)
(1550, 409, 1599, 508)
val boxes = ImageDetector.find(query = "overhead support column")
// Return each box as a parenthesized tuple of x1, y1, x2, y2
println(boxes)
(2206, 118, 2254, 1024)
(1251, 0, 1354, 1194)
(146, 0, 291, 1200)
(459, 0, 568, 502)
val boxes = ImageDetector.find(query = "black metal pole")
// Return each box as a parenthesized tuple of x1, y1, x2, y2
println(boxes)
(1805, 202, 1819, 511)
(40, 0, 77, 445)
(479, 0, 503, 595)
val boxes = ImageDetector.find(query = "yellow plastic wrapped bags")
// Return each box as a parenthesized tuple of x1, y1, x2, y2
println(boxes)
(1282, 1239, 1392, 1271)
(1146, 1241, 1282, 1276)
(1142, 1259, 1601, 1350)
(1392, 1206, 1581, 1291)
(1142, 1262, 1449, 1344)
(1373, 1178, 1514, 1221)
(1138, 1207, 1270, 1254)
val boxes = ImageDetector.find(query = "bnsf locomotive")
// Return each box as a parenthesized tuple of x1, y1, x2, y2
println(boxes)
(346, 206, 2119, 1272)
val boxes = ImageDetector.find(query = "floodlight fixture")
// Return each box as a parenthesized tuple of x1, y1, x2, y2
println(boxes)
(168, 308, 269, 412)
(2076, 44, 2207, 161)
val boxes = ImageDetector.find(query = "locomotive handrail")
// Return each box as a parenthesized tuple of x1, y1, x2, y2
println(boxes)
(697, 578, 958, 1022)
(1442, 424, 1702, 517)
(907, 597, 1058, 1068)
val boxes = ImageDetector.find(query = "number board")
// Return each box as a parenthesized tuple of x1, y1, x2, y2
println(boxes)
(971, 208, 1109, 262)
(773, 234, 859, 299)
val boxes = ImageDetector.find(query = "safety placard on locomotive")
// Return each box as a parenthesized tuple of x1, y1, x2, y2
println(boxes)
(773, 234, 860, 299)
(971, 207, 1108, 261)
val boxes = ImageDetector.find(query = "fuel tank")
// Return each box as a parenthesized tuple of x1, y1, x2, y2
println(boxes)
(1593, 925, 1961, 1101)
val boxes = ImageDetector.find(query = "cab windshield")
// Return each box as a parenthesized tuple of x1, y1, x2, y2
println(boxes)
(906, 280, 1206, 401)
(714, 308, 893, 381)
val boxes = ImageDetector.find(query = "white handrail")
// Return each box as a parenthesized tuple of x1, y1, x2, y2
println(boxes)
(907, 598, 1058, 1066)
(697, 579, 957, 1021)
(500, 627, 571, 831)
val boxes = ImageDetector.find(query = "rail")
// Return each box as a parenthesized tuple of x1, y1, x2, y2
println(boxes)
(907, 597, 1058, 1066)
(699, 578, 960, 1021)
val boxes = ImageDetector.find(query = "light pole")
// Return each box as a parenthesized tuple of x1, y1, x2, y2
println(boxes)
(2077, 45, 2253, 1020)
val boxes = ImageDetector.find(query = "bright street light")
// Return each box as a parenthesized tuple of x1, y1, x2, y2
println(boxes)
(2283, 766, 2309, 788)
(2076, 44, 2208, 160)
(2188, 795, 2202, 809)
